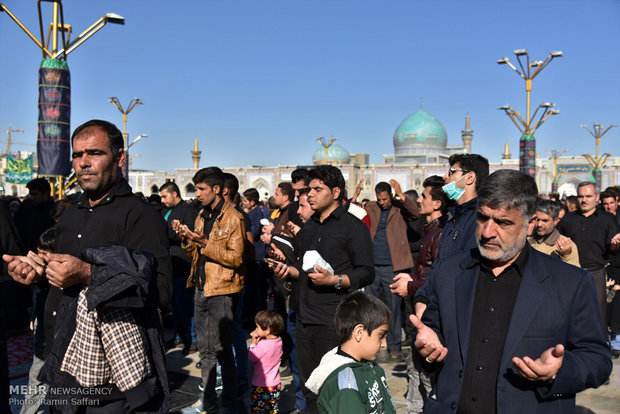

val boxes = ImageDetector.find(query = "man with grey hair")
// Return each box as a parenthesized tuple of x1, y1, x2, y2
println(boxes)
(558, 181, 620, 324)
(411, 169, 611, 413)
(528, 198, 580, 267)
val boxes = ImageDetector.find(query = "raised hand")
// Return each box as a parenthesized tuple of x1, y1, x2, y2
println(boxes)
(2, 254, 40, 285)
(512, 344, 564, 382)
(410, 314, 448, 363)
(555, 236, 573, 257)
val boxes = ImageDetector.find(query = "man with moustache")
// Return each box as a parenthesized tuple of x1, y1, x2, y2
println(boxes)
(528, 198, 580, 267)
(558, 181, 620, 325)
(4, 119, 173, 412)
(411, 170, 611, 413)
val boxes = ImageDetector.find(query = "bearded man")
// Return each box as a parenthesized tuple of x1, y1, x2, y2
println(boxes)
(411, 169, 611, 413)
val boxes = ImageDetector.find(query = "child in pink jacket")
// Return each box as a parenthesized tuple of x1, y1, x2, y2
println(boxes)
(248, 309, 285, 413)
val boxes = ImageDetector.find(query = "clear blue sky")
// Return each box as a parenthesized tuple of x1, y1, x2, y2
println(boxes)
(1, 0, 619, 172)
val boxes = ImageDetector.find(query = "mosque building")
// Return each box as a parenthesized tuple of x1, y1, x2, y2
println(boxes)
(125, 107, 619, 202)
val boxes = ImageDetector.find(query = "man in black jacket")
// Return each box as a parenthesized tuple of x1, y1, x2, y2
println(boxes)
(161, 181, 198, 355)
(270, 165, 374, 413)
(4, 119, 172, 413)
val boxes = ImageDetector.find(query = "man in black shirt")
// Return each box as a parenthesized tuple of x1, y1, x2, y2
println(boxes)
(558, 181, 620, 324)
(4, 119, 173, 412)
(412, 170, 611, 413)
(161, 181, 198, 354)
(270, 165, 374, 413)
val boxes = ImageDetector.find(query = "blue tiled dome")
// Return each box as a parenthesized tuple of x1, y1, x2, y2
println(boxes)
(393, 110, 447, 155)
(312, 143, 351, 165)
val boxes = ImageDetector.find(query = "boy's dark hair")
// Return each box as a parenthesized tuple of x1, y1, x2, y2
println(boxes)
(423, 175, 448, 215)
(254, 309, 285, 336)
(38, 227, 56, 252)
(72, 119, 124, 162)
(193, 166, 225, 191)
(160, 181, 181, 197)
(297, 187, 310, 197)
(243, 188, 260, 204)
(291, 168, 310, 185)
(335, 291, 391, 344)
(223, 173, 240, 199)
(374, 181, 392, 195)
(307, 165, 346, 202)
(277, 182, 294, 203)
(448, 153, 489, 191)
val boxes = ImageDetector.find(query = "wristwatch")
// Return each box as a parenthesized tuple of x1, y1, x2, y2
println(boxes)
(335, 274, 343, 290)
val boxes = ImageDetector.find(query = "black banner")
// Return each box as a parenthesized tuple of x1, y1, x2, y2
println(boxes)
(37, 58, 71, 176)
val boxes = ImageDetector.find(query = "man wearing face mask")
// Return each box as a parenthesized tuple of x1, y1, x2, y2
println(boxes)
(414, 154, 488, 319)
(437, 154, 489, 260)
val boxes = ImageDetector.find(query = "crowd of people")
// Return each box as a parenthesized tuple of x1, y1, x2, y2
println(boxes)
(0, 119, 618, 414)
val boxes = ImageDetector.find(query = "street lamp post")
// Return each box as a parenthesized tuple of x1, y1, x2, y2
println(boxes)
(545, 149, 566, 193)
(109, 97, 143, 178)
(0, 1, 124, 198)
(497, 49, 562, 176)
(581, 123, 616, 192)
(316, 137, 337, 165)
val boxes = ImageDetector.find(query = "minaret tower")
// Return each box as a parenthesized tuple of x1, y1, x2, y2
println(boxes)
(191, 138, 201, 169)
(502, 140, 512, 160)
(461, 114, 473, 154)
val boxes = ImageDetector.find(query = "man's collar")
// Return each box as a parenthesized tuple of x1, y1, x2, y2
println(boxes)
(280, 202, 291, 213)
(538, 228, 561, 246)
(456, 197, 478, 212)
(579, 207, 599, 217)
(76, 179, 131, 208)
(468, 242, 530, 276)
(202, 198, 224, 217)
(311, 204, 345, 223)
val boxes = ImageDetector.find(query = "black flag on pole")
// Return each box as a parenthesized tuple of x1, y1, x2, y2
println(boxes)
(37, 58, 71, 176)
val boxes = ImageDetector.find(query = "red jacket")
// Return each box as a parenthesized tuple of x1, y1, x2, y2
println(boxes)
(408, 216, 445, 296)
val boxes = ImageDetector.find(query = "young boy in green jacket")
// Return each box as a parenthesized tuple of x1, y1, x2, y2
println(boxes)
(305, 291, 396, 414)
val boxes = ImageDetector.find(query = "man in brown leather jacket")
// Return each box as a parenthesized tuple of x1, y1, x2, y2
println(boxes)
(365, 179, 420, 361)
(175, 166, 246, 414)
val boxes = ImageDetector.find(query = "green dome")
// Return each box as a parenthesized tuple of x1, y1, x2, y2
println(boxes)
(393, 109, 447, 155)
(312, 142, 351, 165)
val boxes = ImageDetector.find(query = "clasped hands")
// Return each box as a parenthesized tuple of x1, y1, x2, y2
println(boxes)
(172, 219, 207, 246)
(410, 314, 564, 382)
(2, 252, 91, 289)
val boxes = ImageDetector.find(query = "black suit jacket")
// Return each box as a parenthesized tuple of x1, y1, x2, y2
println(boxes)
(421, 246, 611, 413)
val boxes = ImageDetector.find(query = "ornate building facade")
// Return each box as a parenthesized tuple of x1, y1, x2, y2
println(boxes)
(126, 108, 620, 201)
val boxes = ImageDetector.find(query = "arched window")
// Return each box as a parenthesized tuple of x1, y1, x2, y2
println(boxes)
(185, 183, 195, 199)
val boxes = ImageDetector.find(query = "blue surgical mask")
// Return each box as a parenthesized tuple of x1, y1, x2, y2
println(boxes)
(442, 175, 466, 201)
